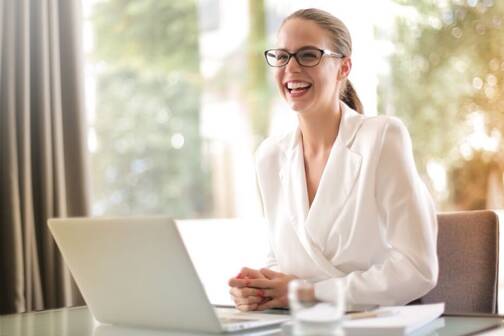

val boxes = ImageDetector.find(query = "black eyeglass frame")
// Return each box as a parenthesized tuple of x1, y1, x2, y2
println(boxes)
(263, 47, 344, 68)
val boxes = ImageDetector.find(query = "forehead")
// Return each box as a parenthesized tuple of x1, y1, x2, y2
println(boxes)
(277, 18, 330, 51)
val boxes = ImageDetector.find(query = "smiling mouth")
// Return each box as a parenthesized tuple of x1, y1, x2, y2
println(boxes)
(285, 82, 312, 96)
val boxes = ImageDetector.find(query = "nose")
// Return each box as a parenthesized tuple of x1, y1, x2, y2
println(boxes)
(285, 55, 302, 72)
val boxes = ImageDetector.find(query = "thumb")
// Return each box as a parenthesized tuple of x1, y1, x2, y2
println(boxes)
(260, 268, 282, 279)
(238, 267, 262, 279)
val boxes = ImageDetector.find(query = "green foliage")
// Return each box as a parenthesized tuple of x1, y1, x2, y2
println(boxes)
(90, 0, 211, 216)
(247, 0, 271, 141)
(92, 0, 199, 74)
(387, 0, 504, 209)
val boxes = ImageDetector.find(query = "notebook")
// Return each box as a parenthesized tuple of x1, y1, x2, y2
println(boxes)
(343, 303, 445, 336)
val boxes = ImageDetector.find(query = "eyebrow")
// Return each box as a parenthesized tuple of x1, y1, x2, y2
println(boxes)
(276, 45, 322, 52)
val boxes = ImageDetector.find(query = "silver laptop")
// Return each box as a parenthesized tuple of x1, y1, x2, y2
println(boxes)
(48, 216, 290, 333)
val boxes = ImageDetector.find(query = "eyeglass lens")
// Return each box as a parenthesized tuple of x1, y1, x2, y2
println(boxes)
(265, 49, 322, 67)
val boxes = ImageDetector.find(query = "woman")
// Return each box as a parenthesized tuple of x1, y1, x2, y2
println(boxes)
(228, 8, 438, 311)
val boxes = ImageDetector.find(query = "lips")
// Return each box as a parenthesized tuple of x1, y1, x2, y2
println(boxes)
(285, 80, 312, 97)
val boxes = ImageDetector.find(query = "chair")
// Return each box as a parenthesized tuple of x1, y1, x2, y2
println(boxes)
(420, 210, 499, 314)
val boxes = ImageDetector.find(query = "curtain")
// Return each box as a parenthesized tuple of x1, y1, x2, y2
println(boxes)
(0, 0, 90, 314)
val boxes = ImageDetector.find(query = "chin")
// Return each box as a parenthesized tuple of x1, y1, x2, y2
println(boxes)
(284, 93, 314, 113)
(288, 101, 310, 113)
(290, 106, 306, 114)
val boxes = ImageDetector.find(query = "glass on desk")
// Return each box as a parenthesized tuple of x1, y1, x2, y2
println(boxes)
(288, 278, 345, 336)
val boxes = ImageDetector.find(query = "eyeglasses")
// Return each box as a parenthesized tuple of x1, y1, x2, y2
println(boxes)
(264, 47, 343, 67)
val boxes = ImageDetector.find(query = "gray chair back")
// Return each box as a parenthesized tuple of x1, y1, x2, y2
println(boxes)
(420, 210, 499, 314)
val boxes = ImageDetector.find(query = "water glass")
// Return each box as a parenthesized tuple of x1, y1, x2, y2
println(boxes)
(288, 279, 345, 336)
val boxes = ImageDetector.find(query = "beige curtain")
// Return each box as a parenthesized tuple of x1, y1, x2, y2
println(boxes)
(0, 0, 90, 314)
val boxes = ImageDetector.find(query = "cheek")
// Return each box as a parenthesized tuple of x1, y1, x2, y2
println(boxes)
(317, 69, 339, 95)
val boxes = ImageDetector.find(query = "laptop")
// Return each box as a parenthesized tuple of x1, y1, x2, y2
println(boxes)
(48, 216, 290, 333)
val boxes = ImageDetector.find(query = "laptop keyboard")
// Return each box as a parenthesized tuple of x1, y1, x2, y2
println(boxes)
(220, 317, 260, 324)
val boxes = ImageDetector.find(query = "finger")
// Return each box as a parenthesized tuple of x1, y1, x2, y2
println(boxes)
(229, 267, 261, 285)
(237, 303, 258, 312)
(239, 267, 263, 279)
(230, 293, 256, 307)
(246, 278, 276, 289)
(234, 296, 261, 305)
(229, 287, 242, 298)
(229, 278, 254, 288)
(231, 287, 275, 298)
(230, 287, 268, 298)
(242, 288, 275, 298)
(229, 274, 240, 284)
(230, 287, 254, 298)
(244, 288, 270, 298)
(260, 268, 283, 279)
(256, 298, 283, 311)
(260, 288, 277, 298)
(234, 295, 264, 305)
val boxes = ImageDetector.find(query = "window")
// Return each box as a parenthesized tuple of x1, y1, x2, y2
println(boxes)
(84, 0, 504, 307)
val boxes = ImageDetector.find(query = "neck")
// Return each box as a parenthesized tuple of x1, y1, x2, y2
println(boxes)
(298, 102, 342, 156)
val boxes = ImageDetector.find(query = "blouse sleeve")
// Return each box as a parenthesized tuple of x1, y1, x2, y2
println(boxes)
(314, 118, 438, 306)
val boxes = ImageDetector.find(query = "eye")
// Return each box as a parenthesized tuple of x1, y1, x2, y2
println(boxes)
(275, 52, 289, 62)
(266, 51, 287, 61)
(298, 50, 319, 61)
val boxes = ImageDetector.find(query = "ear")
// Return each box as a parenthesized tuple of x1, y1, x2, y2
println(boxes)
(338, 57, 352, 80)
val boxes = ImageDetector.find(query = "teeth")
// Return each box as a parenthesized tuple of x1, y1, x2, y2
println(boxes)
(287, 82, 311, 89)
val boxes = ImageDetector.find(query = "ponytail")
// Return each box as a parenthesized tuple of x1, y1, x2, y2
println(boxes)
(341, 80, 363, 114)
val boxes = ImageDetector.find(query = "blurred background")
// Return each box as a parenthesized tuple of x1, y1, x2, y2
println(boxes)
(83, 0, 504, 219)
(81, 0, 504, 306)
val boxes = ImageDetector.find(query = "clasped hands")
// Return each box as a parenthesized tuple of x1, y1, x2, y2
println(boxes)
(228, 267, 297, 311)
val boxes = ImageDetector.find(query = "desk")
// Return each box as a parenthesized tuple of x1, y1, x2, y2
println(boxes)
(1, 306, 503, 336)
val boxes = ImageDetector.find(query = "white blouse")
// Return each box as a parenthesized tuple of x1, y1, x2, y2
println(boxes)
(255, 102, 438, 306)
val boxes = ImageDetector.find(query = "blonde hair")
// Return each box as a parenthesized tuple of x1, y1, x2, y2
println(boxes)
(282, 8, 363, 114)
